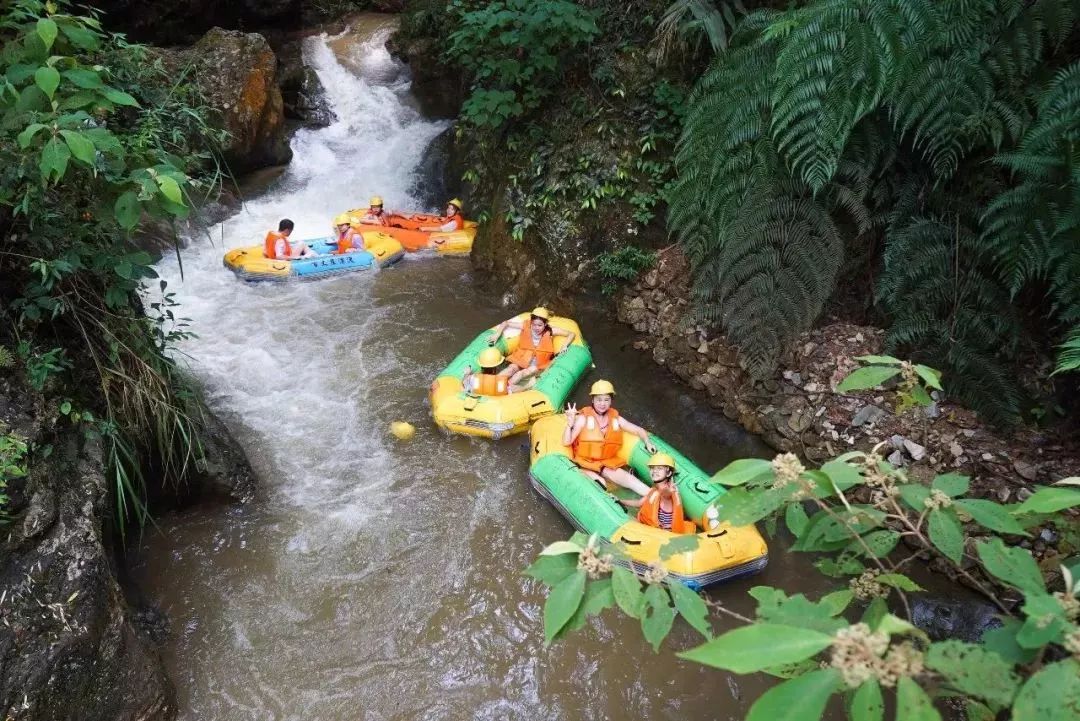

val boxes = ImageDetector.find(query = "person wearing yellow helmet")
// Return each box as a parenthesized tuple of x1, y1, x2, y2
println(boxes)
(420, 198, 465, 233)
(562, 379, 658, 496)
(461, 346, 510, 396)
(356, 195, 389, 227)
(618, 452, 696, 534)
(333, 213, 364, 254)
(487, 306, 576, 392)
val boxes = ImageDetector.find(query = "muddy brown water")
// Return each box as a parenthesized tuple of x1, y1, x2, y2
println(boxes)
(129, 16, 895, 721)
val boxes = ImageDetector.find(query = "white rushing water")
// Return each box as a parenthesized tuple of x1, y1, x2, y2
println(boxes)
(153, 25, 448, 520)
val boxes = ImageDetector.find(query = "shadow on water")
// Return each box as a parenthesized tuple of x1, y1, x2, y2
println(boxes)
(130, 14, 990, 721)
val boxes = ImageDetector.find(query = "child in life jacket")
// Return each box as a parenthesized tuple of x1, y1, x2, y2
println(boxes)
(421, 199, 466, 250)
(357, 196, 390, 226)
(620, 453, 696, 534)
(263, 218, 316, 259)
(487, 307, 575, 392)
(333, 214, 364, 254)
(562, 380, 657, 496)
(461, 347, 510, 396)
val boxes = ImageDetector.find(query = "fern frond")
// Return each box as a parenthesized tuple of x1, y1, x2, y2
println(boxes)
(1053, 326, 1080, 375)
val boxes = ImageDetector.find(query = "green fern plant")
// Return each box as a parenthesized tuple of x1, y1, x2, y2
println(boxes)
(1053, 328, 1080, 376)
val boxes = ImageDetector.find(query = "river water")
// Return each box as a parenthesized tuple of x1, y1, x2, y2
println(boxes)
(133, 16, 834, 720)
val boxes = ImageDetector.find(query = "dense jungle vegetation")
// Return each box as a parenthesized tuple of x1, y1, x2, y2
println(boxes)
(0, 0, 221, 526)
(404, 0, 1080, 426)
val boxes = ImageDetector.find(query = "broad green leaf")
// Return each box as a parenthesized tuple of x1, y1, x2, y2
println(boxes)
(896, 677, 941, 721)
(785, 502, 809, 537)
(641, 584, 675, 652)
(1013, 486, 1080, 515)
(113, 260, 133, 280)
(746, 669, 841, 721)
(964, 700, 994, 721)
(524, 553, 578, 586)
(677, 623, 833, 673)
(820, 589, 854, 615)
(711, 458, 772, 486)
(980, 620, 1037, 664)
(543, 568, 585, 644)
(752, 588, 847, 633)
(59, 22, 101, 50)
(815, 555, 865, 577)
(714, 487, 788, 525)
(156, 175, 185, 205)
(924, 640, 1020, 711)
(849, 678, 883, 721)
(60, 130, 95, 164)
(17, 123, 46, 149)
(932, 473, 969, 497)
(611, 566, 643, 618)
(114, 191, 141, 230)
(898, 483, 930, 511)
(659, 534, 699, 559)
(953, 499, 1029, 536)
(102, 86, 139, 106)
(861, 598, 887, 629)
(877, 613, 918, 637)
(849, 530, 899, 558)
(913, 364, 943, 390)
(910, 384, 933, 406)
(928, 508, 964, 564)
(975, 538, 1045, 595)
(34, 65, 60, 99)
(1017, 593, 1067, 648)
(835, 365, 901, 392)
(561, 577, 613, 635)
(668, 582, 712, 639)
(819, 458, 863, 492)
(63, 68, 102, 89)
(39, 136, 70, 182)
(539, 540, 583, 556)
(875, 573, 922, 592)
(36, 18, 58, 50)
(854, 355, 901, 365)
(1011, 660, 1080, 721)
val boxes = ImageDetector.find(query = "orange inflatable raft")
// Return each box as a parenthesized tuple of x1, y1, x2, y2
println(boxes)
(347, 211, 476, 254)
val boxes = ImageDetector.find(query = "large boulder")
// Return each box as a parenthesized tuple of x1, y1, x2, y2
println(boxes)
(184, 28, 293, 174)
(90, 0, 302, 45)
(276, 39, 336, 129)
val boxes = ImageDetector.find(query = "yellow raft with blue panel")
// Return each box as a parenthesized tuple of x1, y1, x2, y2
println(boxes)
(529, 414, 769, 589)
(429, 313, 592, 438)
(223, 231, 404, 282)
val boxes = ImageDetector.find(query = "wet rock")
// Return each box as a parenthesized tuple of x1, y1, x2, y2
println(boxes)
(903, 439, 927, 461)
(277, 41, 336, 129)
(1040, 527, 1058, 544)
(181, 28, 292, 174)
(950, 442, 964, 458)
(91, 0, 301, 44)
(911, 595, 1002, 642)
(852, 404, 886, 427)
(1013, 460, 1039, 481)
(887, 449, 906, 467)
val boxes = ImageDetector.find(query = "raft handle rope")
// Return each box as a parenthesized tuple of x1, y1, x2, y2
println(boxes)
(621, 538, 643, 546)
(707, 529, 729, 539)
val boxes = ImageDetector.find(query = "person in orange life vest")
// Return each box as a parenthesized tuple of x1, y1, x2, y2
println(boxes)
(420, 198, 466, 248)
(619, 453, 696, 534)
(263, 218, 316, 260)
(333, 214, 364, 254)
(357, 196, 390, 226)
(562, 380, 657, 496)
(487, 307, 575, 392)
(461, 347, 511, 397)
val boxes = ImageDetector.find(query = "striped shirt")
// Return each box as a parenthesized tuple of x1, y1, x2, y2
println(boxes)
(658, 507, 673, 530)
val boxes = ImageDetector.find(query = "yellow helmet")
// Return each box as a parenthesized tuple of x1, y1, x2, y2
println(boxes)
(647, 452, 676, 469)
(530, 306, 552, 321)
(370, 196, 383, 206)
(334, 213, 350, 226)
(589, 380, 615, 396)
(448, 198, 463, 210)
(477, 347, 504, 369)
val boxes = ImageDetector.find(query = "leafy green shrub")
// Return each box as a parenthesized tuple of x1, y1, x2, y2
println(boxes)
(668, 0, 1080, 422)
(445, 0, 601, 128)
(597, 246, 656, 294)
(0, 433, 29, 520)
(531, 448, 1080, 720)
(0, 0, 218, 532)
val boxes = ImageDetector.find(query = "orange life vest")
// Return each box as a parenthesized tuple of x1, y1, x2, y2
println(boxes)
(443, 214, 464, 231)
(637, 487, 696, 534)
(264, 231, 292, 259)
(468, 373, 508, 396)
(572, 407, 623, 468)
(507, 328, 555, 370)
(336, 227, 362, 254)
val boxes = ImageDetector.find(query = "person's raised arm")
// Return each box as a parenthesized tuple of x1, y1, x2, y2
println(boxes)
(552, 327, 575, 354)
(487, 318, 522, 344)
(562, 404, 583, 446)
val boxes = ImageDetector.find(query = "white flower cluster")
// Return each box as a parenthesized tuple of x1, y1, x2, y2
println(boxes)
(830, 623, 925, 689)
(849, 569, 888, 601)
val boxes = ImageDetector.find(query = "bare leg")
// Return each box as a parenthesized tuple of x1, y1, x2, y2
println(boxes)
(509, 367, 538, 391)
(497, 363, 522, 378)
(602, 467, 651, 496)
(580, 468, 607, 490)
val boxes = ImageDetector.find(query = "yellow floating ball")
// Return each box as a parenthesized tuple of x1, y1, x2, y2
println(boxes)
(390, 421, 416, 441)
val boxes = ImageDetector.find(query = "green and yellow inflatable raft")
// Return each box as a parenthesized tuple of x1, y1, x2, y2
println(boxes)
(429, 313, 592, 438)
(529, 415, 769, 589)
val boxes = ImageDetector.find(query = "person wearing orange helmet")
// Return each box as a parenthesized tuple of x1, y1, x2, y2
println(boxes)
(487, 307, 575, 391)
(563, 380, 657, 496)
